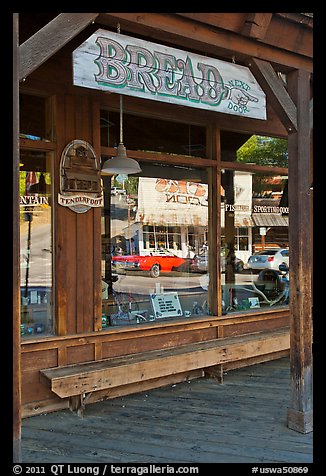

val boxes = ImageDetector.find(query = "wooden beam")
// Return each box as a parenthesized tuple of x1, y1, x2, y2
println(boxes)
(248, 57, 297, 133)
(13, 12, 22, 463)
(221, 160, 288, 177)
(176, 13, 312, 59)
(242, 13, 273, 40)
(100, 146, 217, 168)
(98, 13, 312, 72)
(287, 69, 313, 434)
(19, 13, 99, 81)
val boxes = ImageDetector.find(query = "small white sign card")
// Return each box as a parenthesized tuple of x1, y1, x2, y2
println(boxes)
(248, 297, 260, 308)
(150, 292, 183, 319)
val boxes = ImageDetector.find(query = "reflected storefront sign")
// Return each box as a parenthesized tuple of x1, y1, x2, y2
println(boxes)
(137, 178, 208, 227)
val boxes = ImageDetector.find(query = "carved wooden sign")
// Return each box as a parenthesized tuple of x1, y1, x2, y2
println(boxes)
(73, 30, 266, 120)
(58, 140, 103, 213)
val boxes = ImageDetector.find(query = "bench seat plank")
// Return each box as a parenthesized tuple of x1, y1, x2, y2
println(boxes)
(40, 328, 289, 399)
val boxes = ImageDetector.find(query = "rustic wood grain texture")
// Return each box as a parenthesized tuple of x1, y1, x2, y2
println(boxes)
(54, 93, 102, 336)
(98, 13, 312, 72)
(208, 125, 221, 317)
(19, 13, 99, 80)
(91, 99, 103, 332)
(13, 13, 22, 462)
(21, 311, 289, 415)
(242, 13, 273, 39)
(175, 13, 312, 58)
(40, 328, 290, 399)
(287, 69, 313, 434)
(248, 58, 297, 132)
(22, 358, 313, 463)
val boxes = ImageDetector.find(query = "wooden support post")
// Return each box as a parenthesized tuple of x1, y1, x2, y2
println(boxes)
(13, 13, 22, 462)
(208, 125, 221, 316)
(287, 69, 313, 433)
(69, 395, 85, 418)
(205, 365, 224, 384)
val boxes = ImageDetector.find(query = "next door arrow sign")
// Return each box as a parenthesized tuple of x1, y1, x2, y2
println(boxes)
(73, 30, 266, 120)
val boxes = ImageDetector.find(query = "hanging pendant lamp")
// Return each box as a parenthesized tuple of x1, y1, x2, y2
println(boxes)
(101, 95, 142, 176)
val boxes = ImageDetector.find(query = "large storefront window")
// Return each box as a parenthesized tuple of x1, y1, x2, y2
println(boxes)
(101, 166, 210, 328)
(221, 169, 289, 314)
(19, 150, 53, 337)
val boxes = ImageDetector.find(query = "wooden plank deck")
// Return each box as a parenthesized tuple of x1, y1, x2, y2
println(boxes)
(21, 357, 313, 463)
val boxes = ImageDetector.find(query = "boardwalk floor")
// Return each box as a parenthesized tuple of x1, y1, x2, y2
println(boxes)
(21, 357, 313, 464)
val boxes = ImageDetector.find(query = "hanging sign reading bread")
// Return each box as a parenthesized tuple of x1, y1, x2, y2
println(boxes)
(73, 30, 266, 120)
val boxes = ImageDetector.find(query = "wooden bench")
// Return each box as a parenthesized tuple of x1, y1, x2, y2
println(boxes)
(40, 327, 289, 416)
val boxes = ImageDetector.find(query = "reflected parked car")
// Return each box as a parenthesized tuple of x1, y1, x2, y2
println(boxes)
(112, 248, 191, 278)
(247, 248, 289, 272)
(190, 249, 244, 273)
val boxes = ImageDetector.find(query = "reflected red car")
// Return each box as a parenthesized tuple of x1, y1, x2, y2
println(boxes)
(111, 249, 190, 278)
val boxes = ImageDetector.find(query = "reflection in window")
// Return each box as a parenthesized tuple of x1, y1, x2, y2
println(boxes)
(236, 135, 288, 167)
(20, 93, 54, 141)
(237, 227, 249, 251)
(143, 225, 182, 251)
(19, 151, 53, 337)
(101, 169, 210, 328)
(221, 170, 289, 314)
(100, 110, 206, 157)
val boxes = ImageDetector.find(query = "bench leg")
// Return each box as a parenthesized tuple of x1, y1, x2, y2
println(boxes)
(69, 395, 85, 417)
(205, 364, 224, 384)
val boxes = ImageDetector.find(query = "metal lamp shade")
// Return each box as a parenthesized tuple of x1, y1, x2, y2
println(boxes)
(101, 143, 142, 175)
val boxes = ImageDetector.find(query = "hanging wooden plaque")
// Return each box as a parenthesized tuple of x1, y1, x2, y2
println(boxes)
(58, 139, 103, 213)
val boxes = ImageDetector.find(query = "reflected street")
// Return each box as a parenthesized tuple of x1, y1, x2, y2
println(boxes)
(113, 271, 255, 296)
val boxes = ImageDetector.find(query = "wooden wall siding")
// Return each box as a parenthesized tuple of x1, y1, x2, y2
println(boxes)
(21, 348, 58, 404)
(21, 311, 289, 416)
(101, 327, 217, 360)
(66, 344, 95, 365)
(54, 93, 101, 336)
(222, 315, 290, 337)
(91, 99, 103, 332)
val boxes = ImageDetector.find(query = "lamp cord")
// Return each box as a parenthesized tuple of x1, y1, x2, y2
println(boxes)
(117, 22, 123, 146)
(120, 95, 123, 144)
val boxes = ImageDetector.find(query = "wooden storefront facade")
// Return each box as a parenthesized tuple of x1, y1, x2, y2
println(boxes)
(13, 12, 313, 460)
